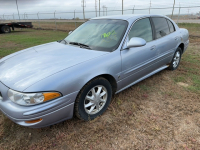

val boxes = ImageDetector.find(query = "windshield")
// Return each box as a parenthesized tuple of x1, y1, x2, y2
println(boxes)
(64, 19, 128, 52)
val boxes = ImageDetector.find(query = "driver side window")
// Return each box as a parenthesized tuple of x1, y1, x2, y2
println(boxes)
(128, 18, 153, 42)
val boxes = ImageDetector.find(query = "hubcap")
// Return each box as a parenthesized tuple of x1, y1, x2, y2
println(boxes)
(4, 27, 9, 32)
(84, 85, 108, 115)
(173, 51, 181, 68)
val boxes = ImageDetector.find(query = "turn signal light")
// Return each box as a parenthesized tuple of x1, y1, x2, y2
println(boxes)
(43, 93, 61, 102)
(25, 118, 43, 124)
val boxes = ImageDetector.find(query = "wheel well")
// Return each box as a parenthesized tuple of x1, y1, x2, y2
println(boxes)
(97, 74, 117, 94)
(179, 43, 184, 53)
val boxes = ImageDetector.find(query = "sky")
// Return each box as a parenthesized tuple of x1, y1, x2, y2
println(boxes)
(0, 0, 200, 20)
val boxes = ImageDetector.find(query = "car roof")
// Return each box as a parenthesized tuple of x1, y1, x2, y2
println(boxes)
(91, 14, 167, 21)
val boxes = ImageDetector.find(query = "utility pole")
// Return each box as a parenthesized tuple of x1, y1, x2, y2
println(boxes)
(132, 5, 135, 14)
(81, 0, 86, 20)
(95, 0, 97, 17)
(16, 0, 20, 21)
(122, 0, 124, 15)
(177, 3, 181, 24)
(99, 0, 100, 16)
(149, 0, 151, 14)
(171, 0, 175, 19)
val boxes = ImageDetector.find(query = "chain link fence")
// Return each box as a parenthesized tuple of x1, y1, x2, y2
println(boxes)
(1, 6, 200, 31)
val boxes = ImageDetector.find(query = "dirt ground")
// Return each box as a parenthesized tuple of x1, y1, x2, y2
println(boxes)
(0, 24, 200, 150)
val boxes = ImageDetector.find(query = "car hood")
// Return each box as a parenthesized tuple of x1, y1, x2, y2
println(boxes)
(0, 42, 109, 92)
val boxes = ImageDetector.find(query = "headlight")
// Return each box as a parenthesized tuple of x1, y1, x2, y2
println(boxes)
(8, 89, 61, 106)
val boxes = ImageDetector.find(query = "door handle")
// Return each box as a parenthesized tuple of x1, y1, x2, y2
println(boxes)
(150, 45, 156, 50)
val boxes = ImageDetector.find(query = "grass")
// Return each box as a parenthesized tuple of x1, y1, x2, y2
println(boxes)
(0, 29, 68, 58)
(0, 23, 200, 149)
(32, 21, 84, 31)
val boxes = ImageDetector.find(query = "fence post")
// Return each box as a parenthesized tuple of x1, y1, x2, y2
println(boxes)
(54, 10, 57, 30)
(74, 10, 76, 29)
(132, 5, 135, 14)
(37, 12, 41, 29)
(24, 12, 26, 22)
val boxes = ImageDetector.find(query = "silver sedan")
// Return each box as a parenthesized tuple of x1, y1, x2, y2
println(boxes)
(0, 14, 189, 128)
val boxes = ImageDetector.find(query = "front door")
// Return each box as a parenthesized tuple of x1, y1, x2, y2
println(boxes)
(119, 18, 158, 89)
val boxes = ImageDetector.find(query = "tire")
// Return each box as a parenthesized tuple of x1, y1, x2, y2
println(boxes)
(168, 47, 182, 70)
(1, 25, 11, 33)
(75, 77, 112, 121)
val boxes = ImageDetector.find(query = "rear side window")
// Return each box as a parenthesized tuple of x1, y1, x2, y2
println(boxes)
(152, 17, 170, 39)
(167, 19, 175, 33)
(128, 18, 153, 42)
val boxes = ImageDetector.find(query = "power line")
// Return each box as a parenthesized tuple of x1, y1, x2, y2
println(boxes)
(3, 5, 200, 16)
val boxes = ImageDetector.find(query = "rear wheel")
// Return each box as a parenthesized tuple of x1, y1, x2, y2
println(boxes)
(168, 47, 182, 70)
(75, 77, 112, 121)
(1, 25, 11, 33)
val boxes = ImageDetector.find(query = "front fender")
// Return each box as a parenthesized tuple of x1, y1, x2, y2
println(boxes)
(23, 50, 121, 98)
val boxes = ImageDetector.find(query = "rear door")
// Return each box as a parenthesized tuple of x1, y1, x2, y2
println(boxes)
(151, 17, 178, 66)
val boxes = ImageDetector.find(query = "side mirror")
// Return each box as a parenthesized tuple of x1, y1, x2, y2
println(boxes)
(68, 31, 73, 35)
(127, 37, 146, 48)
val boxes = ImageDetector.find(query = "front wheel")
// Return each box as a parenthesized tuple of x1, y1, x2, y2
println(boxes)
(168, 47, 182, 70)
(75, 77, 112, 121)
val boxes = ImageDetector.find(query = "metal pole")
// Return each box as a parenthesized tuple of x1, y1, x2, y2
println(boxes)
(171, 0, 175, 19)
(132, 5, 135, 14)
(95, 0, 97, 17)
(3, 14, 5, 21)
(188, 9, 190, 19)
(16, 0, 20, 21)
(37, 12, 40, 29)
(99, 0, 100, 16)
(13, 13, 15, 21)
(122, 0, 123, 15)
(54, 10, 57, 30)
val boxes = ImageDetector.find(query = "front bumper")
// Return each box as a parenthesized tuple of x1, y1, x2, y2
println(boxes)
(0, 81, 78, 128)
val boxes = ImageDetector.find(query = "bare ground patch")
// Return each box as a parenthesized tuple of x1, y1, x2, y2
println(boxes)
(0, 26, 200, 150)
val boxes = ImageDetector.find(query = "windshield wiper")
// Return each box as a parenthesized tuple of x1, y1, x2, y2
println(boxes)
(63, 39, 68, 44)
(69, 42, 91, 49)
